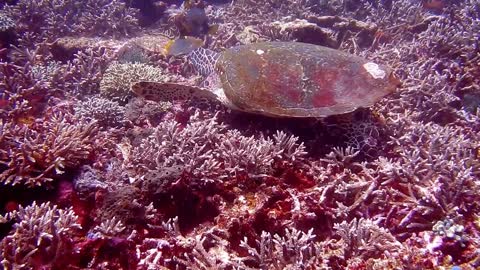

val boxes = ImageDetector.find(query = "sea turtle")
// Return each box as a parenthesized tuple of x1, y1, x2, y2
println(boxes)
(131, 38, 400, 118)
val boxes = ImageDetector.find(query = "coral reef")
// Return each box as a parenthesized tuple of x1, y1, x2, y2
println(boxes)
(124, 97, 172, 125)
(65, 48, 114, 96)
(3, 0, 140, 46)
(0, 12, 14, 32)
(0, 202, 81, 269)
(128, 111, 306, 180)
(100, 61, 169, 103)
(1, 0, 480, 269)
(0, 111, 99, 187)
(74, 96, 126, 128)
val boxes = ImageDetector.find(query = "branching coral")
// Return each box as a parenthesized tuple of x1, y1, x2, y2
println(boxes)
(65, 48, 115, 96)
(381, 122, 480, 230)
(360, 1, 480, 126)
(0, 52, 66, 119)
(0, 0, 479, 269)
(3, 0, 140, 46)
(0, 111, 99, 187)
(125, 1, 480, 268)
(0, 201, 81, 270)
(128, 111, 306, 181)
(238, 228, 322, 269)
(0, 46, 113, 118)
(332, 218, 403, 262)
(74, 0, 140, 38)
(91, 216, 127, 238)
(137, 219, 323, 269)
(74, 95, 126, 127)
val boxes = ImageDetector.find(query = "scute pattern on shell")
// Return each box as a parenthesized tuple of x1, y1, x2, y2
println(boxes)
(215, 42, 398, 117)
(131, 82, 217, 102)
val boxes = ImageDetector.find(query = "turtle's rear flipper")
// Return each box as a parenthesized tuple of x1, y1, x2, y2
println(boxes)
(131, 81, 216, 102)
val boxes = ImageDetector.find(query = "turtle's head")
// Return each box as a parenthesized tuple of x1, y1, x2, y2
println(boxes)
(164, 36, 204, 56)
(164, 36, 219, 77)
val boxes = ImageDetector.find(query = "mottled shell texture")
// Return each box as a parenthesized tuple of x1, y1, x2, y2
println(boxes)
(216, 42, 398, 117)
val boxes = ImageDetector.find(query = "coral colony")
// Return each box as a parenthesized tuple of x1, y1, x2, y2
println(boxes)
(0, 0, 479, 269)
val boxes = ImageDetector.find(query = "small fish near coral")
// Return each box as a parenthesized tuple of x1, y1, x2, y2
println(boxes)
(171, 0, 219, 37)
(132, 37, 401, 118)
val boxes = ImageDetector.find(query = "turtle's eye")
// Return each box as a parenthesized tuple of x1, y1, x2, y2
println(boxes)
(388, 72, 402, 87)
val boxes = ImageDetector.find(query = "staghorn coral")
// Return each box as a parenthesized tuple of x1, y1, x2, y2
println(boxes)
(0, 0, 479, 269)
(174, 234, 236, 270)
(90, 216, 127, 238)
(360, 1, 480, 126)
(238, 228, 323, 269)
(0, 111, 99, 187)
(74, 0, 140, 38)
(0, 46, 113, 117)
(382, 121, 480, 228)
(65, 48, 114, 96)
(128, 110, 306, 181)
(3, 0, 140, 46)
(100, 61, 168, 103)
(0, 49, 68, 119)
(332, 218, 403, 263)
(138, 218, 240, 269)
(0, 201, 81, 270)
(203, 0, 317, 49)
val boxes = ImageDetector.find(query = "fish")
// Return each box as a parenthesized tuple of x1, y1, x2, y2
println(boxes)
(164, 36, 204, 56)
(173, 0, 219, 38)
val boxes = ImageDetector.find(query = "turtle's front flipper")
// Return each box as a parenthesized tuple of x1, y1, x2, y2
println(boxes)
(131, 81, 216, 102)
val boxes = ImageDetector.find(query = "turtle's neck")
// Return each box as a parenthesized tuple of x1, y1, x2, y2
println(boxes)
(188, 47, 220, 77)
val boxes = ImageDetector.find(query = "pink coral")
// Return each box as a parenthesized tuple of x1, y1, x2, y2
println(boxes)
(0, 111, 99, 187)
(128, 110, 306, 181)
(3, 0, 139, 46)
(0, 202, 81, 269)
